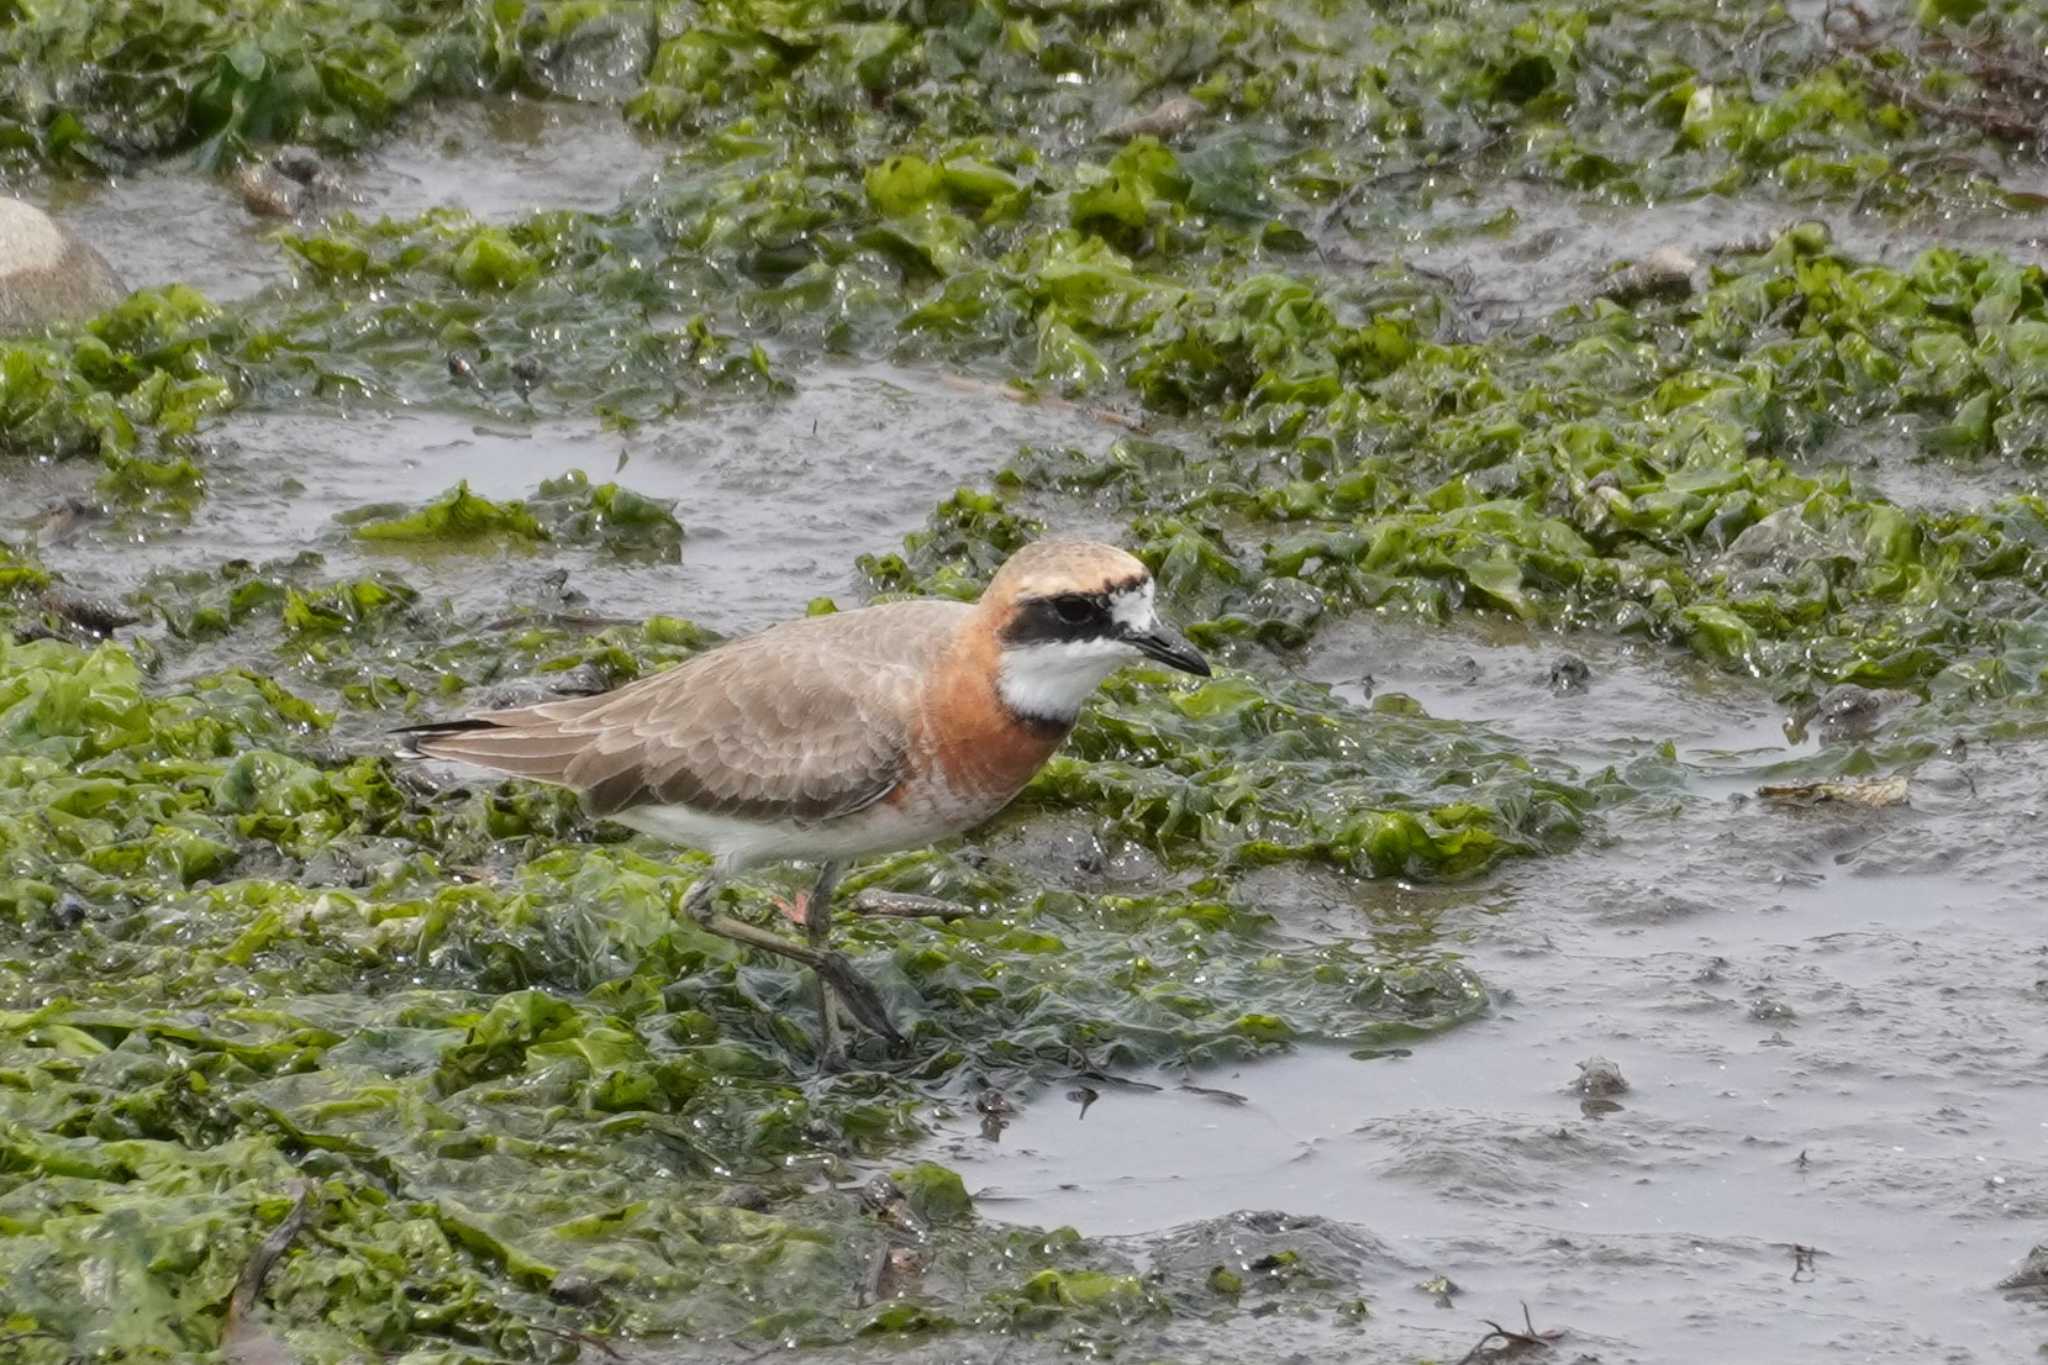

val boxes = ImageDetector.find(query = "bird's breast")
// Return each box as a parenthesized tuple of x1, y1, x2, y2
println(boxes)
(904, 638, 1072, 817)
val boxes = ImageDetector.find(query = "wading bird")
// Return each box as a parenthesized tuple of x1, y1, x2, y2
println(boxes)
(402, 540, 1210, 1065)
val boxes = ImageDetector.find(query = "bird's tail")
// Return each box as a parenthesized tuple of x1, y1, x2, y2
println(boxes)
(390, 717, 500, 759)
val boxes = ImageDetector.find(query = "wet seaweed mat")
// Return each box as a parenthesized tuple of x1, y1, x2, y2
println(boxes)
(7, 0, 2048, 1360)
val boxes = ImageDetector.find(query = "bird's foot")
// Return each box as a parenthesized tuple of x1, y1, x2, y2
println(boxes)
(771, 889, 810, 926)
(814, 951, 902, 1043)
(847, 890, 980, 921)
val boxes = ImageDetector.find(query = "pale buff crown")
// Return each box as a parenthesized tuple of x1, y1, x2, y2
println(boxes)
(978, 539, 1149, 614)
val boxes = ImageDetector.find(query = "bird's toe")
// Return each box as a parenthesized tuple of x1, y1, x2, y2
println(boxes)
(818, 952, 902, 1042)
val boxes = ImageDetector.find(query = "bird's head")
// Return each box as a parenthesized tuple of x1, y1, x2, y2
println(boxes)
(978, 539, 1210, 724)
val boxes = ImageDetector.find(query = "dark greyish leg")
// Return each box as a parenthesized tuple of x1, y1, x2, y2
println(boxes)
(681, 875, 902, 1047)
(848, 890, 981, 921)
(804, 862, 846, 1068)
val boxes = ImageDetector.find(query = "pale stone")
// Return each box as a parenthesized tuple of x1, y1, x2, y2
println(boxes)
(0, 197, 127, 333)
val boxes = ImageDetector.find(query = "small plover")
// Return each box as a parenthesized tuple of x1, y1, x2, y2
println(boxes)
(402, 539, 1210, 1063)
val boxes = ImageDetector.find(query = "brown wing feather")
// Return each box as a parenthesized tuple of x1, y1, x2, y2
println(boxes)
(413, 599, 969, 825)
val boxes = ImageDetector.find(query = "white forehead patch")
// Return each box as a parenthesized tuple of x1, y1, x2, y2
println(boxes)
(1108, 580, 1157, 634)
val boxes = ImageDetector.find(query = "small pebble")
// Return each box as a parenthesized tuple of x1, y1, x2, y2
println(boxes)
(1548, 654, 1591, 694)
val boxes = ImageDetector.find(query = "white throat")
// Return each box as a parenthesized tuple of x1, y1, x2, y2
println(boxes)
(997, 640, 1131, 722)
(995, 582, 1158, 723)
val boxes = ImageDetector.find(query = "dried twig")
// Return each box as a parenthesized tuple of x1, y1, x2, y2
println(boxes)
(525, 1324, 626, 1360)
(1821, 0, 2047, 145)
(1315, 130, 1511, 237)
(1454, 1302, 1562, 1363)
(1854, 66, 2040, 142)
(223, 1182, 317, 1365)
(937, 373, 1148, 433)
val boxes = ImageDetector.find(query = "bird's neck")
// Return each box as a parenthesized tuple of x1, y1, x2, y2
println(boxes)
(916, 618, 1075, 801)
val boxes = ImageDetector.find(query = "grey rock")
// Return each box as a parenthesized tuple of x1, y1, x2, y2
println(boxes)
(1999, 1244, 2048, 1295)
(1572, 1056, 1629, 1096)
(0, 197, 126, 334)
(1815, 682, 1883, 737)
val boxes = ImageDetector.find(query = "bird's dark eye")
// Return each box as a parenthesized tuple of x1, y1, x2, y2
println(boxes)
(1052, 594, 1096, 625)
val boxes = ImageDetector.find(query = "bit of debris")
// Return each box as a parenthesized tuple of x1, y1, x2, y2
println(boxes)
(1547, 655, 1591, 695)
(270, 145, 341, 194)
(1177, 1082, 1250, 1105)
(715, 1183, 773, 1211)
(975, 1088, 1013, 1141)
(862, 1243, 925, 1304)
(511, 354, 547, 398)
(1756, 775, 1908, 808)
(937, 372, 1147, 433)
(859, 1173, 929, 1241)
(45, 895, 88, 931)
(237, 145, 344, 217)
(222, 1182, 316, 1365)
(1598, 245, 1697, 306)
(31, 496, 106, 544)
(1418, 1273, 1461, 1308)
(1814, 683, 1883, 736)
(38, 586, 140, 638)
(526, 1325, 625, 1360)
(548, 1270, 603, 1306)
(848, 889, 981, 919)
(1103, 94, 1205, 141)
(236, 163, 302, 218)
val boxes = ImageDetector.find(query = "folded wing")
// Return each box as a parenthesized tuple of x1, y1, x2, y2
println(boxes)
(406, 600, 968, 826)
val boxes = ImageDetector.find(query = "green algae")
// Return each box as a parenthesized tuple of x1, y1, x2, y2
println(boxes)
(0, 286, 230, 460)
(344, 481, 550, 544)
(0, 623, 1491, 1360)
(0, 0, 652, 172)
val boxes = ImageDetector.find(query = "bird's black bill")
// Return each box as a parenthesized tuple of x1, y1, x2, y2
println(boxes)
(1129, 623, 1211, 676)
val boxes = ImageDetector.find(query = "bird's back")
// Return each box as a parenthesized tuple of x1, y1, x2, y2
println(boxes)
(409, 598, 973, 827)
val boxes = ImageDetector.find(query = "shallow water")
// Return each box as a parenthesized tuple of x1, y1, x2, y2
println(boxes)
(27, 96, 664, 305)
(926, 625, 2048, 1361)
(1386, 178, 2048, 327)
(23, 363, 1117, 635)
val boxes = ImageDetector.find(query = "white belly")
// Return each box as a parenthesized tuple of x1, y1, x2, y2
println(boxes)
(609, 782, 1010, 872)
